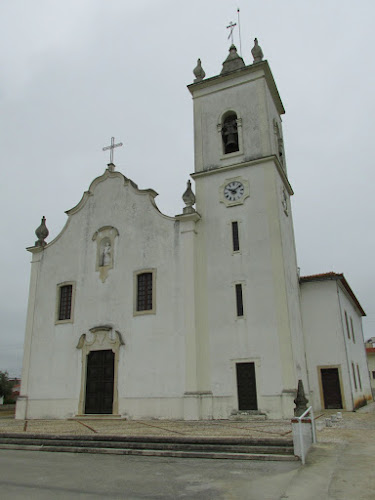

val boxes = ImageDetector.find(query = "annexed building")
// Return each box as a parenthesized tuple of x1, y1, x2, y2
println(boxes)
(365, 338, 375, 397)
(16, 42, 372, 421)
(300, 273, 372, 411)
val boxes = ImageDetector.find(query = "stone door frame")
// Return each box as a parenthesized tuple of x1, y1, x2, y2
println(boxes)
(76, 326, 124, 415)
(318, 365, 346, 410)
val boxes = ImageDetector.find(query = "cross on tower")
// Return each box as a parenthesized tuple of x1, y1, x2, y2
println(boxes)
(226, 21, 237, 44)
(102, 137, 123, 165)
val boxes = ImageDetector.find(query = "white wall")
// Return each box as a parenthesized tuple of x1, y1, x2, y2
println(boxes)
(337, 284, 373, 408)
(366, 350, 375, 394)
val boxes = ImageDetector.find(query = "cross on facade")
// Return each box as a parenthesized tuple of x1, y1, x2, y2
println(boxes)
(102, 137, 123, 165)
(226, 21, 237, 44)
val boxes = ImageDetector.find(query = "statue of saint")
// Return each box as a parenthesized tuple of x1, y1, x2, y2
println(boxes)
(101, 240, 112, 267)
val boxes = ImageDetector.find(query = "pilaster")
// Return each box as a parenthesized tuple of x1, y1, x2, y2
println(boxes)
(176, 212, 213, 419)
(16, 247, 43, 419)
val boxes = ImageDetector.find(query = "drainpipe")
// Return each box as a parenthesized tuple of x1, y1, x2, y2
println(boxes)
(337, 281, 355, 410)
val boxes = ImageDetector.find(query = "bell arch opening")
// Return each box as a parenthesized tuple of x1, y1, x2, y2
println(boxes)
(221, 111, 239, 154)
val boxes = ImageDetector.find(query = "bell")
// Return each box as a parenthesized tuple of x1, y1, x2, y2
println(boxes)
(225, 134, 238, 151)
(222, 116, 239, 153)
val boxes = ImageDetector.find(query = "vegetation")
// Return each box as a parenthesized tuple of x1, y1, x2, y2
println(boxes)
(0, 371, 13, 401)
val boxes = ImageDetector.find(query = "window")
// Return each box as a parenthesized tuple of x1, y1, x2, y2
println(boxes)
(221, 112, 239, 154)
(352, 362, 357, 391)
(350, 317, 355, 343)
(137, 273, 152, 311)
(356, 364, 362, 391)
(235, 283, 244, 317)
(232, 221, 240, 252)
(134, 270, 156, 315)
(56, 282, 75, 323)
(372, 371, 375, 380)
(345, 312, 350, 339)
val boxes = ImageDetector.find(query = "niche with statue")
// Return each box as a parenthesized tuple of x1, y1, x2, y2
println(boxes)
(92, 226, 119, 282)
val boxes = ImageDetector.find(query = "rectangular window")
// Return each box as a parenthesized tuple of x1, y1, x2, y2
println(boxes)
(352, 362, 357, 391)
(137, 272, 153, 311)
(350, 317, 355, 343)
(235, 283, 244, 317)
(372, 371, 375, 380)
(231, 221, 240, 252)
(345, 312, 350, 339)
(356, 364, 362, 391)
(58, 284, 73, 321)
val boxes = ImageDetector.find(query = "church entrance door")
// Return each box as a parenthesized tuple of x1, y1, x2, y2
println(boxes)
(236, 362, 258, 410)
(85, 350, 114, 414)
(321, 368, 343, 409)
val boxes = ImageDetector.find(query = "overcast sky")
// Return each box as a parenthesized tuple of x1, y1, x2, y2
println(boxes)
(1, 0, 375, 376)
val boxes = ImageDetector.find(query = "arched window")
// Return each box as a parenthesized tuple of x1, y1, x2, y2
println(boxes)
(221, 112, 239, 154)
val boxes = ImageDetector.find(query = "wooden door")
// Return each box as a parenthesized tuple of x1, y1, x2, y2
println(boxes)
(236, 362, 258, 410)
(85, 350, 114, 414)
(321, 368, 343, 409)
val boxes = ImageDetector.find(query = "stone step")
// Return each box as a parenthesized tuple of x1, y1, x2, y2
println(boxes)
(0, 433, 292, 447)
(72, 414, 124, 420)
(0, 443, 298, 461)
(229, 411, 267, 421)
(0, 437, 294, 455)
(0, 433, 296, 461)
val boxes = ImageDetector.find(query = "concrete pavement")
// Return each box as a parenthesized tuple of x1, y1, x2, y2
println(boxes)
(283, 403, 375, 499)
(0, 448, 299, 499)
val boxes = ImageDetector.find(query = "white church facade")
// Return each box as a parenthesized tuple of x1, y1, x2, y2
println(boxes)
(16, 43, 372, 421)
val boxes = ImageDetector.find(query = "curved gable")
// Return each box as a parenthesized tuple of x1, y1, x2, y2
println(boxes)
(38, 167, 176, 251)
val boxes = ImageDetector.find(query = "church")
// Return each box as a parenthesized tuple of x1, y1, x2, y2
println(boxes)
(16, 41, 372, 421)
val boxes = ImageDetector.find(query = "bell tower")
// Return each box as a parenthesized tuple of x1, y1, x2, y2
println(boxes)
(187, 42, 308, 419)
(189, 44, 286, 175)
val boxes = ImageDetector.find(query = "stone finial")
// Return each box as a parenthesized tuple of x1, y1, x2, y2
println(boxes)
(294, 379, 309, 417)
(251, 38, 264, 63)
(182, 180, 196, 214)
(35, 216, 49, 247)
(221, 44, 245, 75)
(193, 58, 206, 82)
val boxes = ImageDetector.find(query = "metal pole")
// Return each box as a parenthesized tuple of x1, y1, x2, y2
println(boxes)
(237, 8, 243, 56)
(311, 406, 317, 444)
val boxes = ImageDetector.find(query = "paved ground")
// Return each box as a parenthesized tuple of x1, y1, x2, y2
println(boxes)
(0, 404, 374, 499)
(285, 403, 375, 500)
(0, 449, 299, 499)
(0, 413, 293, 439)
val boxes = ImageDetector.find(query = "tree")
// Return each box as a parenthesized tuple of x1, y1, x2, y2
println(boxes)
(0, 371, 13, 400)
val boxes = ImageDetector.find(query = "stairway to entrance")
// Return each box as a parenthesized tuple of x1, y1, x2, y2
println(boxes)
(0, 433, 297, 461)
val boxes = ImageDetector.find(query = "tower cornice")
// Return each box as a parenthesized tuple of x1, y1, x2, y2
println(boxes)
(187, 60, 285, 116)
(191, 154, 293, 195)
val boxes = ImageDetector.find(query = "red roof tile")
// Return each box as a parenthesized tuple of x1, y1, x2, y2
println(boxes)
(300, 272, 366, 317)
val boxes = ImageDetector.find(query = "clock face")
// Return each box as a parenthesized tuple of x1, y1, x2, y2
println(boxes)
(224, 181, 245, 202)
